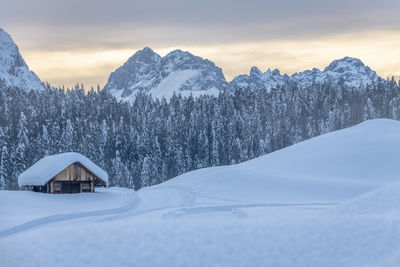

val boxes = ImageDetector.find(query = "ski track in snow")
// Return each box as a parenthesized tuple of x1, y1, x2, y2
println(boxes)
(97, 184, 197, 222)
(100, 184, 338, 222)
(0, 183, 337, 238)
(163, 202, 337, 218)
(0, 189, 139, 238)
(0, 185, 195, 237)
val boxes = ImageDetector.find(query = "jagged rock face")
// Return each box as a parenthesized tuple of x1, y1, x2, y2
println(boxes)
(105, 46, 383, 102)
(103, 47, 162, 98)
(321, 57, 380, 87)
(230, 56, 381, 92)
(103, 48, 227, 101)
(230, 66, 289, 92)
(292, 57, 380, 88)
(160, 50, 227, 91)
(0, 28, 43, 91)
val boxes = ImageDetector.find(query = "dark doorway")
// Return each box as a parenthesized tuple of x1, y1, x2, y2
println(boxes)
(61, 183, 81, 193)
(33, 185, 47, 193)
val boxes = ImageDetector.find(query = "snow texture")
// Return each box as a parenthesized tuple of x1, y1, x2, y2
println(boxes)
(18, 152, 108, 187)
(0, 28, 44, 91)
(162, 118, 400, 203)
(2, 119, 400, 267)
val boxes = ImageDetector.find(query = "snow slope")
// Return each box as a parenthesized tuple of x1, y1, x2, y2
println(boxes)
(149, 70, 220, 100)
(162, 118, 400, 203)
(1, 119, 400, 267)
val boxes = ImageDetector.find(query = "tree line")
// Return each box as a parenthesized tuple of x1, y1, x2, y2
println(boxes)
(0, 78, 399, 190)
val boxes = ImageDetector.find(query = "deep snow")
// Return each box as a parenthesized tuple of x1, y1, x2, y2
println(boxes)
(1, 119, 400, 267)
(162, 118, 400, 203)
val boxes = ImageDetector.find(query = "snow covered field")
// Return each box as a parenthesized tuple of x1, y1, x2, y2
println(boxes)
(1, 119, 400, 267)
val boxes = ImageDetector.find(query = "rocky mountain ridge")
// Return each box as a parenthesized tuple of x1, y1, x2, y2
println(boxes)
(105, 48, 383, 102)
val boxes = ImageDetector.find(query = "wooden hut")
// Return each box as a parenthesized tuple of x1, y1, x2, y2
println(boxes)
(18, 152, 108, 193)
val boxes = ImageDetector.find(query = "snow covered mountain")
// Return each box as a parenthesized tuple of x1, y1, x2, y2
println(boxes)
(0, 28, 44, 91)
(106, 48, 383, 102)
(230, 66, 290, 92)
(230, 56, 381, 92)
(103, 47, 227, 101)
(0, 29, 384, 97)
(292, 57, 380, 88)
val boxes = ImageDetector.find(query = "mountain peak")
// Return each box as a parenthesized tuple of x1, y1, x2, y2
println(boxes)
(126, 47, 161, 65)
(104, 48, 227, 101)
(250, 66, 262, 77)
(163, 49, 201, 66)
(321, 57, 379, 87)
(136, 46, 157, 56)
(0, 28, 44, 91)
(167, 49, 186, 55)
(104, 45, 384, 101)
(141, 46, 155, 53)
(231, 56, 381, 93)
(324, 57, 366, 72)
(271, 69, 281, 76)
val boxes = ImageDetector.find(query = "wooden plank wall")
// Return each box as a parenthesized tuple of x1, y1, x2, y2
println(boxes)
(46, 163, 106, 193)
(52, 163, 95, 182)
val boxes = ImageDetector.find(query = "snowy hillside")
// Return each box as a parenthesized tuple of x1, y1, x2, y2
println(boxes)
(1, 119, 400, 267)
(0, 28, 44, 91)
(103, 47, 226, 101)
(230, 56, 381, 92)
(162, 118, 400, 203)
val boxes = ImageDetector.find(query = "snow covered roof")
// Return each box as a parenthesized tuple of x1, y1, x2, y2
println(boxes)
(18, 152, 108, 187)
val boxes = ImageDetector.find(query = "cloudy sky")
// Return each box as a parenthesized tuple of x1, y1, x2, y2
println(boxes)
(2, 0, 400, 88)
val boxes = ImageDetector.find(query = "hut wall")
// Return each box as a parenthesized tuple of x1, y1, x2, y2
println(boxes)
(47, 163, 105, 193)
(52, 163, 95, 182)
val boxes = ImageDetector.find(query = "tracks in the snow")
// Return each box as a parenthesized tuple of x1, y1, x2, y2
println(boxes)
(0, 190, 139, 238)
(163, 202, 337, 218)
(0, 185, 193, 238)
(0, 185, 336, 238)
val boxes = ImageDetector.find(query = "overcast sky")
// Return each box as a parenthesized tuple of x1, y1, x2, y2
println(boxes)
(2, 0, 400, 88)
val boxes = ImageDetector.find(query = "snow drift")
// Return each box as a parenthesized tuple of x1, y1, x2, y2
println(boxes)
(162, 118, 400, 203)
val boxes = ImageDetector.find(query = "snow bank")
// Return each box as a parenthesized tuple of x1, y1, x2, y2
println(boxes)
(327, 180, 400, 215)
(162, 119, 400, 203)
(18, 152, 108, 187)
